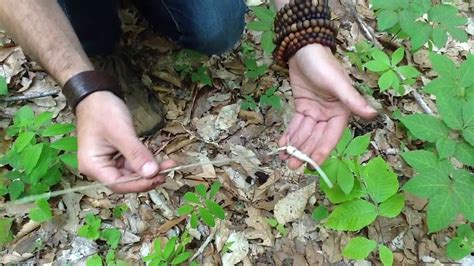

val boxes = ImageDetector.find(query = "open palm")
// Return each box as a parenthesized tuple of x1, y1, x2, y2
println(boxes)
(279, 44, 377, 169)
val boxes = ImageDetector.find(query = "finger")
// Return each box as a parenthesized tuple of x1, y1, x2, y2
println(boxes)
(114, 135, 160, 179)
(288, 122, 326, 169)
(333, 84, 377, 119)
(311, 115, 348, 165)
(289, 116, 317, 149)
(287, 113, 305, 140)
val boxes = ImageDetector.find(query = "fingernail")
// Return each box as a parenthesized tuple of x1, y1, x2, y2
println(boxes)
(142, 162, 158, 177)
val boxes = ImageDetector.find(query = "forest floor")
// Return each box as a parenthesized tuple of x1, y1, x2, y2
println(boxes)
(1, 0, 474, 265)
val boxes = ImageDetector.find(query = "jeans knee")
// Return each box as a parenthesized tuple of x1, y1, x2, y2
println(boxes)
(183, 2, 246, 55)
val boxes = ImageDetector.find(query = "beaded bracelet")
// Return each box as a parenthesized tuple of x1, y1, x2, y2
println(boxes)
(273, 0, 337, 67)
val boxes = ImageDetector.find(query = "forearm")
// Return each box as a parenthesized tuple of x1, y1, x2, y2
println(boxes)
(273, 0, 289, 10)
(0, 0, 93, 86)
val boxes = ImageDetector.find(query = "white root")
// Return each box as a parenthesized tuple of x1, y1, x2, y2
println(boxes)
(285, 146, 333, 188)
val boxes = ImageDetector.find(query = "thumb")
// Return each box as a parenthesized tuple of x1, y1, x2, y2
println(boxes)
(334, 84, 378, 119)
(115, 135, 159, 179)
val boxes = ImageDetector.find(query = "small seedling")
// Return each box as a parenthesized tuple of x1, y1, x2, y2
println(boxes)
(177, 182, 225, 228)
(144, 232, 193, 265)
(259, 86, 282, 111)
(242, 41, 268, 80)
(113, 204, 129, 218)
(173, 49, 212, 86)
(247, 5, 277, 55)
(346, 41, 375, 71)
(241, 95, 258, 111)
(266, 218, 288, 237)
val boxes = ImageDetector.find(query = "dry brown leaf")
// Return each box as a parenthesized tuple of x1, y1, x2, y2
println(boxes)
(274, 182, 315, 224)
(244, 207, 274, 246)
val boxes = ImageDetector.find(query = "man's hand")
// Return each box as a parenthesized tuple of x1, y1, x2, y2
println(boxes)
(76, 91, 174, 193)
(279, 44, 377, 169)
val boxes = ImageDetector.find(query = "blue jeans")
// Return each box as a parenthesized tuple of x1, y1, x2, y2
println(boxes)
(58, 0, 246, 56)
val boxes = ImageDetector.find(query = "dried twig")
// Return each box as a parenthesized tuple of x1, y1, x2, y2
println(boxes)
(190, 225, 218, 261)
(0, 90, 60, 102)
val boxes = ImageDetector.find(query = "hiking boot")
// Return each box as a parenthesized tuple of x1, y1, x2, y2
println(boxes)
(92, 53, 165, 136)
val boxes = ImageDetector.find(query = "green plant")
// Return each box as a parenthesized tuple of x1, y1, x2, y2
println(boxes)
(343, 237, 394, 266)
(242, 41, 268, 80)
(29, 198, 53, 222)
(113, 204, 129, 218)
(346, 41, 375, 71)
(0, 217, 13, 246)
(311, 205, 329, 222)
(364, 47, 420, 94)
(78, 214, 126, 265)
(445, 224, 474, 260)
(266, 218, 288, 237)
(370, 0, 468, 50)
(172, 49, 212, 86)
(177, 182, 225, 228)
(247, 5, 276, 55)
(241, 95, 258, 111)
(259, 86, 282, 111)
(0, 106, 77, 201)
(307, 128, 405, 231)
(144, 232, 194, 266)
(0, 75, 7, 96)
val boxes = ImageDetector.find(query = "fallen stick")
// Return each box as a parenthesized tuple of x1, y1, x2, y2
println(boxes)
(0, 90, 60, 102)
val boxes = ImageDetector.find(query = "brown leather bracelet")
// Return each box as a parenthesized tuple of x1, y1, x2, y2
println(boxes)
(63, 70, 124, 114)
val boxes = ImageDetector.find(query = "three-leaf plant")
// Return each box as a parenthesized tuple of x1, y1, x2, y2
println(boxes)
(259, 86, 282, 111)
(364, 47, 421, 95)
(177, 182, 225, 228)
(144, 232, 195, 266)
(247, 5, 277, 55)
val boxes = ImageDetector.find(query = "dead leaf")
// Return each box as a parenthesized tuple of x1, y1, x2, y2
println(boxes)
(274, 182, 315, 224)
(221, 232, 249, 266)
(244, 207, 274, 246)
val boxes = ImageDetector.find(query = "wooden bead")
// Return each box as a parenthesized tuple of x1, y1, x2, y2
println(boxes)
(290, 23, 298, 32)
(303, 20, 310, 28)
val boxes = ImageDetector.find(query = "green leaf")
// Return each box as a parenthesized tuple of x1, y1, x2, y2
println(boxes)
(403, 172, 450, 198)
(59, 153, 78, 169)
(397, 65, 420, 79)
(0, 76, 8, 96)
(391, 47, 405, 66)
(79, 214, 101, 240)
(163, 237, 177, 260)
(195, 184, 207, 198)
(337, 160, 355, 194)
(50, 136, 77, 152)
(378, 70, 396, 91)
(266, 218, 278, 227)
(14, 106, 35, 125)
(190, 213, 199, 228)
(209, 182, 221, 199)
(312, 205, 329, 222)
(86, 254, 103, 266)
(101, 228, 121, 249)
(453, 170, 474, 221)
(446, 237, 471, 260)
(184, 192, 201, 204)
(401, 150, 450, 176)
(247, 21, 272, 31)
(342, 237, 377, 260)
(199, 207, 216, 227)
(379, 245, 394, 266)
(29, 199, 53, 222)
(448, 27, 468, 43)
(432, 27, 448, 48)
(377, 10, 399, 30)
(13, 132, 35, 152)
(344, 134, 370, 157)
(429, 52, 457, 77)
(336, 128, 352, 155)
(436, 137, 457, 159)
(437, 96, 463, 130)
(365, 60, 390, 72)
(22, 143, 44, 174)
(409, 22, 432, 50)
(371, 49, 391, 66)
(379, 193, 405, 218)
(325, 199, 377, 231)
(463, 99, 474, 128)
(0, 218, 14, 246)
(171, 251, 192, 265)
(205, 200, 225, 220)
(427, 189, 457, 232)
(250, 6, 275, 23)
(261, 31, 276, 55)
(401, 114, 449, 142)
(177, 204, 194, 216)
(8, 180, 24, 200)
(455, 141, 474, 167)
(113, 204, 129, 218)
(362, 157, 399, 203)
(41, 123, 75, 137)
